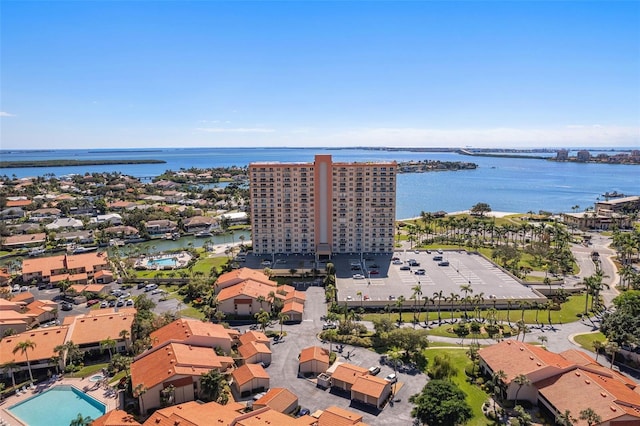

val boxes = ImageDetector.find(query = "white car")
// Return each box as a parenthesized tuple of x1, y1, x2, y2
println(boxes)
(392, 260, 403, 265)
(261, 260, 271, 267)
(352, 274, 365, 279)
(385, 373, 398, 383)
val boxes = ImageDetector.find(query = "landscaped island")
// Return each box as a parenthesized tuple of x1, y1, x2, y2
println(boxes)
(0, 159, 166, 168)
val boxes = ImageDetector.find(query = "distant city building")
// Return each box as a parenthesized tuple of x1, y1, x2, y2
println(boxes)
(576, 150, 591, 162)
(555, 149, 569, 161)
(249, 155, 397, 257)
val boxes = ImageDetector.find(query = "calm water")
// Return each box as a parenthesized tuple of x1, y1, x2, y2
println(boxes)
(1, 148, 638, 219)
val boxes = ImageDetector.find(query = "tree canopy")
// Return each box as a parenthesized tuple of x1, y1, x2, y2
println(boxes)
(410, 379, 472, 426)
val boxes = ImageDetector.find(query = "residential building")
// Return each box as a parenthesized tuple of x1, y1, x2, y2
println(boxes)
(238, 330, 270, 349)
(298, 346, 330, 377)
(249, 154, 397, 257)
(0, 326, 70, 379)
(130, 341, 234, 413)
(137, 400, 317, 426)
(21, 252, 110, 287)
(215, 268, 277, 292)
(330, 363, 369, 392)
(479, 340, 640, 425)
(91, 409, 141, 426)
(63, 308, 136, 354)
(238, 340, 272, 366)
(350, 374, 392, 409)
(252, 387, 299, 414)
(316, 406, 369, 426)
(150, 318, 238, 354)
(231, 363, 270, 398)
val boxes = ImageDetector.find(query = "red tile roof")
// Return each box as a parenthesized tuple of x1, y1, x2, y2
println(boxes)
(150, 318, 235, 347)
(231, 363, 269, 386)
(299, 346, 329, 364)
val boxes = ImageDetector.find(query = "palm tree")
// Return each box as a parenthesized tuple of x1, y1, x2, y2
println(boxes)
(460, 284, 473, 319)
(13, 339, 36, 383)
(490, 369, 507, 416)
(1, 360, 18, 390)
(100, 337, 117, 362)
(395, 296, 405, 323)
(411, 284, 422, 325)
(119, 329, 131, 353)
(134, 384, 147, 415)
(70, 413, 93, 426)
(448, 293, 459, 323)
(513, 373, 531, 405)
(556, 410, 576, 426)
(592, 340, 604, 362)
(387, 346, 403, 396)
(433, 290, 444, 324)
(277, 312, 289, 336)
(605, 341, 619, 370)
(254, 309, 270, 332)
(200, 369, 226, 402)
(579, 408, 602, 426)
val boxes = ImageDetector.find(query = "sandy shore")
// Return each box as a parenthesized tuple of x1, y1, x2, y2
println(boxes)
(401, 210, 520, 221)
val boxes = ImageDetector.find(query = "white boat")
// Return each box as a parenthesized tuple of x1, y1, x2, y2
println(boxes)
(72, 246, 98, 254)
(29, 247, 46, 256)
(195, 230, 213, 238)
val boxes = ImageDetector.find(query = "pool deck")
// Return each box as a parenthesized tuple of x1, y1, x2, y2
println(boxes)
(0, 376, 120, 426)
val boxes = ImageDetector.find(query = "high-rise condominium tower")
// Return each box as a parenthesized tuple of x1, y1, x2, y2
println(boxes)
(249, 155, 397, 257)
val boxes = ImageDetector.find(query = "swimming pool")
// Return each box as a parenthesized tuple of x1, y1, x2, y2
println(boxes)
(9, 385, 106, 425)
(147, 257, 177, 267)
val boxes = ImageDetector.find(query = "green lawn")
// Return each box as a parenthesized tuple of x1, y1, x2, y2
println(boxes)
(364, 294, 588, 327)
(573, 331, 606, 352)
(423, 348, 490, 426)
(67, 363, 108, 378)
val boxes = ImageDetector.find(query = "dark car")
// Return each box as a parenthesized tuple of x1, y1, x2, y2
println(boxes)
(400, 265, 411, 271)
(298, 408, 310, 417)
(60, 302, 73, 311)
(108, 300, 117, 307)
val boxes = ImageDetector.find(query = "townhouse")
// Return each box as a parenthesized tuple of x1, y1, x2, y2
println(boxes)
(21, 252, 111, 287)
(479, 340, 640, 425)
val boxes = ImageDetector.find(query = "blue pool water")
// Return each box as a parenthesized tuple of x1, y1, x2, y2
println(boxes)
(147, 257, 177, 267)
(9, 385, 106, 425)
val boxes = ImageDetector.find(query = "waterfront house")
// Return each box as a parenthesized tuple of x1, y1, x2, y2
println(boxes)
(1, 233, 47, 249)
(145, 219, 178, 235)
(45, 217, 84, 230)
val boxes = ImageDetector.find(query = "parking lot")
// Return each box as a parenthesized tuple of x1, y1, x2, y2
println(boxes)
(247, 287, 426, 426)
(333, 249, 545, 308)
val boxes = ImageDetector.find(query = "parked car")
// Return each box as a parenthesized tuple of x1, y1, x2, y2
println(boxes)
(400, 265, 411, 271)
(369, 270, 379, 275)
(100, 301, 109, 308)
(144, 283, 158, 292)
(368, 366, 381, 375)
(322, 323, 337, 330)
(385, 373, 398, 383)
(260, 260, 271, 267)
(438, 261, 450, 266)
(60, 302, 73, 311)
(151, 288, 166, 295)
(108, 300, 116, 307)
(12, 284, 20, 292)
(20, 286, 29, 292)
(392, 260, 403, 265)
(125, 299, 134, 307)
(352, 274, 365, 279)
(116, 300, 125, 307)
(414, 269, 426, 275)
(86, 299, 100, 307)
(432, 255, 443, 261)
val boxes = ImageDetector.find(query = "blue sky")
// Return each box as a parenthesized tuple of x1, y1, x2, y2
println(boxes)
(1, 1, 639, 149)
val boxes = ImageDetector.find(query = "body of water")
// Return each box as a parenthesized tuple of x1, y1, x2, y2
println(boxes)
(1, 148, 638, 219)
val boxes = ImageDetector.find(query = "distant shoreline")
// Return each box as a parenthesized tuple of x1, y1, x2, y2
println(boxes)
(0, 159, 167, 168)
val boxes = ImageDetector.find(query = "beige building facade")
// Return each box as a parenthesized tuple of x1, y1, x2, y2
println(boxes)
(249, 155, 397, 257)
